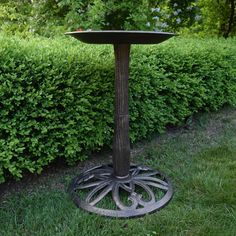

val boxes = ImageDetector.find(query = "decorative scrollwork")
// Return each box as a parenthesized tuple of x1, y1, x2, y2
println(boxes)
(68, 164, 173, 218)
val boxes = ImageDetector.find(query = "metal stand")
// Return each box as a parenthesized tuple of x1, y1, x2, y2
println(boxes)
(68, 44, 173, 218)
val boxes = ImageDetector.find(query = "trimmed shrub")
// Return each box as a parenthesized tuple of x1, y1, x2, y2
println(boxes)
(0, 35, 236, 183)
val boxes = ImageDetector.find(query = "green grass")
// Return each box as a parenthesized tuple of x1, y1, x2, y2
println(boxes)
(1, 107, 236, 236)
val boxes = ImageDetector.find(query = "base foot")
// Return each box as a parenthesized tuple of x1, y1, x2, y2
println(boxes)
(68, 164, 173, 218)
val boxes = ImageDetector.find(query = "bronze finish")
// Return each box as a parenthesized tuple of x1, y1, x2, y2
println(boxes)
(66, 31, 175, 218)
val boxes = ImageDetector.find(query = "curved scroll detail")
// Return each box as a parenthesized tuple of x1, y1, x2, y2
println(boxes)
(68, 164, 173, 218)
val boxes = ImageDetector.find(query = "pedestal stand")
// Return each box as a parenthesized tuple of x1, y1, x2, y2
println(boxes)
(67, 36, 174, 217)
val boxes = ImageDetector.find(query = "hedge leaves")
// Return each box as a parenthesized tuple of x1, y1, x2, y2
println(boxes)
(0, 35, 235, 183)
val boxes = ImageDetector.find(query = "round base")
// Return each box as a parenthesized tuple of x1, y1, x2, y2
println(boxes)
(68, 164, 173, 218)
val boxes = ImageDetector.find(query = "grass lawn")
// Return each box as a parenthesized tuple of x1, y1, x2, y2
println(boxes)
(0, 107, 236, 236)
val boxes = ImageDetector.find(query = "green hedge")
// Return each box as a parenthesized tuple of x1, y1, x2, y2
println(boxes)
(0, 35, 236, 183)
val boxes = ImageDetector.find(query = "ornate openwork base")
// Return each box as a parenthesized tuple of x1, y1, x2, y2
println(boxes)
(68, 164, 173, 218)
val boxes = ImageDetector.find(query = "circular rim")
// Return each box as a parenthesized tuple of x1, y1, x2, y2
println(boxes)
(65, 30, 175, 35)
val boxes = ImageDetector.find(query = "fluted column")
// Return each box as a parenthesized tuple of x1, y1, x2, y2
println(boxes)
(112, 44, 131, 177)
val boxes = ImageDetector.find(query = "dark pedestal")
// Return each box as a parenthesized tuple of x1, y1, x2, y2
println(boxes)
(66, 31, 174, 218)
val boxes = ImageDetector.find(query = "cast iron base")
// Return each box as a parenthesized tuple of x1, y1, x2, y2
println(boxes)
(68, 164, 173, 218)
